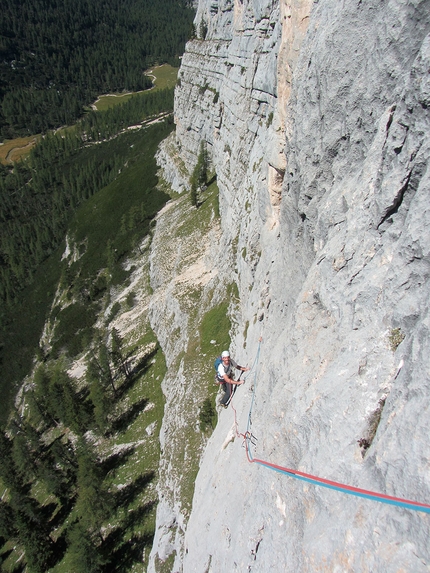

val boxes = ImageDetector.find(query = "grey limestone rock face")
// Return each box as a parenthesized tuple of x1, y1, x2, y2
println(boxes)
(151, 0, 430, 571)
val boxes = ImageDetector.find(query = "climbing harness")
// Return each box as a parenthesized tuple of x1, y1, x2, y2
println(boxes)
(223, 370, 243, 410)
(230, 337, 430, 514)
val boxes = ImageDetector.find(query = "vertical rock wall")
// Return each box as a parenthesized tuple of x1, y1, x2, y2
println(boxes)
(154, 0, 430, 571)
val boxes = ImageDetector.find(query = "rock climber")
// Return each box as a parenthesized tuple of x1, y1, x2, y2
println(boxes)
(217, 350, 249, 408)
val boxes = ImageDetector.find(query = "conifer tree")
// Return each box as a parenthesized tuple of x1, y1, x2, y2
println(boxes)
(31, 364, 56, 427)
(68, 520, 106, 573)
(11, 429, 37, 483)
(87, 357, 111, 434)
(106, 239, 118, 276)
(111, 328, 131, 379)
(0, 432, 55, 573)
(75, 438, 112, 534)
(14, 510, 54, 573)
(190, 142, 209, 207)
(100, 343, 117, 394)
(0, 431, 18, 490)
(190, 180, 198, 208)
(199, 18, 208, 40)
(196, 141, 209, 188)
(0, 500, 16, 540)
(88, 339, 117, 396)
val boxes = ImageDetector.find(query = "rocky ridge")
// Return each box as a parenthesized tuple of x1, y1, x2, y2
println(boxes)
(148, 0, 430, 571)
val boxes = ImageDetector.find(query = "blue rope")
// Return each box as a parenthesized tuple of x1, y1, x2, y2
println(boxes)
(243, 338, 430, 514)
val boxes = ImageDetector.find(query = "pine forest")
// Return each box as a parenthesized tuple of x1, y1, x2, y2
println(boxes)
(0, 0, 194, 137)
(0, 1, 195, 571)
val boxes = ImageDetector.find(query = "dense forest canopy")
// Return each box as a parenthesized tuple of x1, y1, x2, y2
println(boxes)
(0, 1, 195, 570)
(0, 0, 193, 412)
(0, 0, 194, 137)
(0, 88, 174, 309)
(0, 115, 174, 573)
(0, 114, 175, 568)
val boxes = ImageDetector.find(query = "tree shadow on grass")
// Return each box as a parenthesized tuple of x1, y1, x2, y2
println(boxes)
(122, 500, 155, 530)
(101, 502, 156, 573)
(10, 562, 26, 573)
(102, 531, 154, 573)
(110, 398, 148, 434)
(46, 531, 68, 571)
(1, 547, 13, 565)
(40, 501, 58, 521)
(116, 531, 154, 573)
(115, 346, 158, 400)
(48, 494, 76, 529)
(112, 471, 155, 508)
(130, 346, 158, 379)
(196, 175, 218, 208)
(98, 446, 136, 476)
(207, 173, 217, 186)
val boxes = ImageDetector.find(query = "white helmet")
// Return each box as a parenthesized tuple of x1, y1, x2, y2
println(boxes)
(221, 350, 230, 358)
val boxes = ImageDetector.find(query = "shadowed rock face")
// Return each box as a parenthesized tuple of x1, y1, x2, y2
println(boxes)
(149, 1, 430, 571)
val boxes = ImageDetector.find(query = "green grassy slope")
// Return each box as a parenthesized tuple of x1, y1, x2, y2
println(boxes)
(0, 120, 172, 427)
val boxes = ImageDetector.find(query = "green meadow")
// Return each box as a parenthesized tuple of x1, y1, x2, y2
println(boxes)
(93, 65, 178, 111)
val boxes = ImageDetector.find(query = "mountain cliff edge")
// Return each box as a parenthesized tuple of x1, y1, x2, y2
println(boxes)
(149, 1, 430, 571)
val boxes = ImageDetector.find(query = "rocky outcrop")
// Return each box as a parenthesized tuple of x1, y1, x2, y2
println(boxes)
(150, 0, 430, 571)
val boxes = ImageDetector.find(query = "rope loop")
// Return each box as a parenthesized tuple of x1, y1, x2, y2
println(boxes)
(228, 336, 430, 514)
